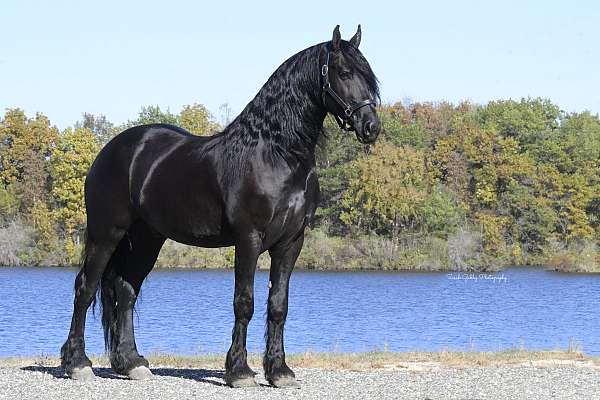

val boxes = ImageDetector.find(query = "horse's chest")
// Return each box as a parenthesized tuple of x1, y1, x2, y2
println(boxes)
(264, 170, 318, 243)
(276, 190, 309, 227)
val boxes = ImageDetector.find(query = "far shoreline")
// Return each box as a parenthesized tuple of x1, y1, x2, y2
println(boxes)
(2, 263, 599, 275)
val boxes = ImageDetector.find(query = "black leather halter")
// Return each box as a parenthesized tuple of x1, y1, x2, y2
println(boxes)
(321, 51, 376, 132)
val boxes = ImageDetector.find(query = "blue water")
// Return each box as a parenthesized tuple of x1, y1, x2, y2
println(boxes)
(0, 267, 599, 356)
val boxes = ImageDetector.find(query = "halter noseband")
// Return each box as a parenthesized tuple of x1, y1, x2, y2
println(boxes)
(321, 51, 376, 132)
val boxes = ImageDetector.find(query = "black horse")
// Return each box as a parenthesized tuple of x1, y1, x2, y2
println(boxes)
(61, 25, 380, 388)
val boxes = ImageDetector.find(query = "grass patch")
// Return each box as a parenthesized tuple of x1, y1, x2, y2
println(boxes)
(3, 349, 595, 370)
(285, 349, 590, 369)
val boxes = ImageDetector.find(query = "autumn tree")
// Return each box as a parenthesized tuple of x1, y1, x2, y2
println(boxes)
(2, 99, 599, 269)
(125, 105, 179, 127)
(50, 127, 100, 261)
(178, 103, 220, 136)
(76, 113, 116, 145)
(341, 141, 431, 239)
(120, 104, 220, 136)
(0, 109, 58, 210)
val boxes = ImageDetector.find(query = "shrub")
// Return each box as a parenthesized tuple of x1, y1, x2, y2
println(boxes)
(447, 228, 486, 271)
(544, 239, 600, 273)
(0, 220, 32, 266)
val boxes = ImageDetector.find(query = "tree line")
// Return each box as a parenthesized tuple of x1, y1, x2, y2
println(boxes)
(1, 98, 599, 271)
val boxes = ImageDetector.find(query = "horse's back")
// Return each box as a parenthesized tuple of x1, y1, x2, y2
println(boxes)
(87, 124, 195, 202)
(86, 124, 229, 246)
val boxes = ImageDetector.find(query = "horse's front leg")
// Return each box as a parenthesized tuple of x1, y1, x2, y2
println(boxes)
(263, 234, 304, 388)
(224, 231, 261, 388)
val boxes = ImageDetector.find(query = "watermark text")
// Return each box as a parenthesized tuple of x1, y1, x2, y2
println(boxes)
(446, 272, 508, 283)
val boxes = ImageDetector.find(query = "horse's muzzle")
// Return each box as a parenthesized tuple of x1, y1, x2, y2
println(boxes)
(357, 118, 381, 144)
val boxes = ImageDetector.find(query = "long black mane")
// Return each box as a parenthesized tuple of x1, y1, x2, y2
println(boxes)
(215, 41, 379, 170)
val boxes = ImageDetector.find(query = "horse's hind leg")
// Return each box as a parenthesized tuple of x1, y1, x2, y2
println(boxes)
(61, 229, 126, 380)
(101, 220, 165, 379)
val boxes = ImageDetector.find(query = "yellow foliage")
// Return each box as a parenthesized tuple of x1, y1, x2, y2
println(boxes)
(536, 164, 595, 241)
(0, 109, 58, 187)
(50, 127, 99, 238)
(475, 212, 510, 256)
(178, 104, 220, 136)
(341, 141, 429, 236)
(29, 200, 57, 252)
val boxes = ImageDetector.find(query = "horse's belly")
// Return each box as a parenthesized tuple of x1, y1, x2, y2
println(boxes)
(135, 174, 232, 246)
(141, 204, 234, 248)
(167, 232, 235, 248)
(139, 191, 232, 246)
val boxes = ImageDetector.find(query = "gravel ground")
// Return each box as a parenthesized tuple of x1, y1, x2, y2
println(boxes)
(2, 363, 600, 400)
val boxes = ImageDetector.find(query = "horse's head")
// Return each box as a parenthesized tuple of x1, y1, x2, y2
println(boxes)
(321, 25, 381, 144)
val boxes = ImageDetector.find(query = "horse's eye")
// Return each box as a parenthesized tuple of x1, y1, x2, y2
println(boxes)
(339, 71, 352, 80)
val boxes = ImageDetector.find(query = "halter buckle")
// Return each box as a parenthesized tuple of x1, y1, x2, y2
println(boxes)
(321, 64, 328, 77)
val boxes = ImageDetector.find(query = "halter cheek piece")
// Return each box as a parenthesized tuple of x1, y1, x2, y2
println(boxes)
(321, 51, 376, 132)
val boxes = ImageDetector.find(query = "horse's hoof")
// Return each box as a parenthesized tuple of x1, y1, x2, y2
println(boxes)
(225, 375, 258, 388)
(271, 376, 300, 389)
(70, 366, 95, 381)
(127, 366, 153, 380)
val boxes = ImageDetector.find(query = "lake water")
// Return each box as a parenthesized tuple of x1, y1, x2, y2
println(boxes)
(0, 267, 599, 357)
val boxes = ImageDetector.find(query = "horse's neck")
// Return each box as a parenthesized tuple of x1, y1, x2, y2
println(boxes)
(224, 96, 326, 163)
(223, 45, 327, 159)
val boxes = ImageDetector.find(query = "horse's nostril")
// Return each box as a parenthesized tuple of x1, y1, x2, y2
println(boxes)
(371, 120, 381, 136)
(366, 121, 373, 134)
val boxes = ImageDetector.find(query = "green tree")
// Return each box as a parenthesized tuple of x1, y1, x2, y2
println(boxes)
(76, 113, 116, 145)
(341, 141, 432, 239)
(418, 186, 464, 238)
(119, 103, 220, 137)
(0, 109, 58, 211)
(476, 98, 561, 145)
(558, 111, 600, 172)
(121, 105, 179, 129)
(315, 117, 366, 233)
(29, 199, 58, 254)
(497, 182, 557, 253)
(378, 101, 462, 149)
(0, 184, 19, 225)
(50, 127, 100, 245)
(0, 109, 58, 185)
(178, 103, 220, 136)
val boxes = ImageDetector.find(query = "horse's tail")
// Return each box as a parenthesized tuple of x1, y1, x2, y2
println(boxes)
(81, 228, 100, 315)
(100, 234, 130, 352)
(80, 229, 96, 312)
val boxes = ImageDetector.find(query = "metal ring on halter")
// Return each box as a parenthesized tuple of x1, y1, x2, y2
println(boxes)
(320, 50, 376, 132)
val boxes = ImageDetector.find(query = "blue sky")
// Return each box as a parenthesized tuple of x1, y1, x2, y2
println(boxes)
(1, 1, 599, 129)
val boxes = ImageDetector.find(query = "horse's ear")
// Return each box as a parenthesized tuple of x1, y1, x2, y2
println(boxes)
(332, 25, 341, 51)
(349, 24, 361, 48)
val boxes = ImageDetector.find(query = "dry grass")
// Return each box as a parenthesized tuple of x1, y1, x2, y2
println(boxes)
(2, 349, 596, 371)
(286, 349, 591, 369)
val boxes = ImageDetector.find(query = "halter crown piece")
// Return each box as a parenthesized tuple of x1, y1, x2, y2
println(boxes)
(321, 51, 376, 132)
